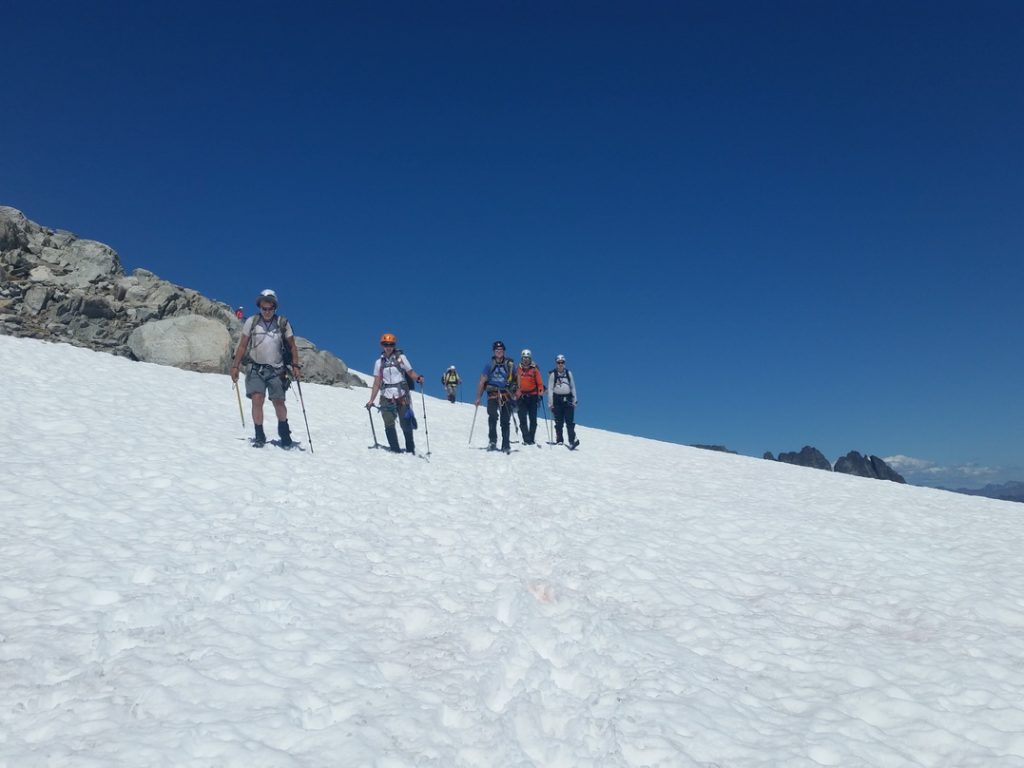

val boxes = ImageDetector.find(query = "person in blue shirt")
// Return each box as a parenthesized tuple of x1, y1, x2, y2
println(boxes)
(473, 340, 515, 452)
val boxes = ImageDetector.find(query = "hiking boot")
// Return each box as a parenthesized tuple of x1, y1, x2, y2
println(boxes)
(501, 439, 510, 452)
(254, 424, 266, 446)
(488, 441, 497, 451)
(570, 438, 580, 448)
(278, 421, 293, 447)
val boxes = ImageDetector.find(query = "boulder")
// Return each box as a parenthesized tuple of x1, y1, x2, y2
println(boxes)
(128, 315, 232, 372)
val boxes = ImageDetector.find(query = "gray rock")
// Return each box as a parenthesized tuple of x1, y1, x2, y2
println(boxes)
(128, 315, 232, 373)
(22, 285, 50, 314)
(834, 451, 873, 477)
(0, 206, 364, 387)
(774, 446, 832, 471)
(834, 451, 906, 483)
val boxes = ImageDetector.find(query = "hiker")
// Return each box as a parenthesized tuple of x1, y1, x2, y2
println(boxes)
(234, 306, 244, 320)
(441, 366, 461, 403)
(365, 333, 424, 453)
(230, 289, 301, 447)
(547, 353, 578, 448)
(474, 340, 515, 452)
(515, 349, 544, 445)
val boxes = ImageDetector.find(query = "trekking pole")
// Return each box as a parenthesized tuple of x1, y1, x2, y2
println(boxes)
(468, 403, 479, 445)
(419, 384, 431, 455)
(506, 395, 519, 436)
(233, 380, 245, 427)
(541, 397, 552, 445)
(366, 404, 380, 448)
(295, 378, 314, 454)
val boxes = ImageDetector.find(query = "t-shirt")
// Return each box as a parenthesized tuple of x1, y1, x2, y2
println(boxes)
(242, 315, 293, 366)
(374, 353, 414, 400)
(482, 357, 513, 389)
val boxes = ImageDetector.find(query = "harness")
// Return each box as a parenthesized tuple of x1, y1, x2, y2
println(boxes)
(550, 368, 573, 402)
(486, 357, 514, 397)
(443, 371, 459, 386)
(244, 314, 293, 390)
(379, 352, 410, 402)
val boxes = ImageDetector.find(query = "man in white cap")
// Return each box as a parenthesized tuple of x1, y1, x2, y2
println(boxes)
(230, 289, 302, 447)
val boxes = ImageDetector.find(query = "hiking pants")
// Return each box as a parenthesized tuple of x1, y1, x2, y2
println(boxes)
(378, 396, 405, 452)
(517, 394, 539, 444)
(552, 395, 576, 443)
(487, 393, 511, 447)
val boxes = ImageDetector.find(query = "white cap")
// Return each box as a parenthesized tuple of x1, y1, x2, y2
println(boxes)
(255, 289, 278, 309)
(448, 365, 456, 370)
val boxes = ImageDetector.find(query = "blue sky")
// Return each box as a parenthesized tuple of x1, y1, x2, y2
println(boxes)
(5, 1, 1022, 487)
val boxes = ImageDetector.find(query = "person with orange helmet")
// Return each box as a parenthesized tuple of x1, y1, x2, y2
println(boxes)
(365, 333, 424, 453)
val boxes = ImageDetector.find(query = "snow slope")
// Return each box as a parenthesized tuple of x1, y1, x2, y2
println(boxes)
(3, 334, 1024, 767)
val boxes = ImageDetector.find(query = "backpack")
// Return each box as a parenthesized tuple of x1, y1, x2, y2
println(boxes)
(244, 315, 293, 390)
(487, 357, 514, 390)
(379, 350, 411, 398)
(550, 367, 572, 389)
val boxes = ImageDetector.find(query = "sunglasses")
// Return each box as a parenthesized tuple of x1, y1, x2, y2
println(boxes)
(556, 360, 565, 364)
(259, 305, 275, 311)
(382, 342, 395, 347)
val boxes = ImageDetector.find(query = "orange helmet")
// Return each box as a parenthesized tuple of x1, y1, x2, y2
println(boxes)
(380, 332, 397, 345)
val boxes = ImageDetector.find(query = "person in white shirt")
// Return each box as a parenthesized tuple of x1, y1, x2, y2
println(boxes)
(229, 289, 301, 447)
(546, 354, 578, 448)
(366, 333, 424, 453)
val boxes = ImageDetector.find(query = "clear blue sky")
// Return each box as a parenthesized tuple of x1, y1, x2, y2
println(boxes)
(5, 1, 1022, 488)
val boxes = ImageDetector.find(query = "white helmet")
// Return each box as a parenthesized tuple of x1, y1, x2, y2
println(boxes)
(521, 348, 532, 358)
(256, 288, 278, 308)
(448, 365, 456, 371)
(555, 354, 566, 363)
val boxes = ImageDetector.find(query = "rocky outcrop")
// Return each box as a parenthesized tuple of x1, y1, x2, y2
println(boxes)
(765, 445, 906, 483)
(0, 206, 364, 387)
(775, 446, 832, 471)
(834, 452, 906, 483)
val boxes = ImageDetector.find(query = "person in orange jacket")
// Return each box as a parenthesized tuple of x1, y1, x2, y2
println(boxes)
(515, 349, 545, 445)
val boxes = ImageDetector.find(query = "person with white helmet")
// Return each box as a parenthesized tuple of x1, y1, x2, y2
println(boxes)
(515, 349, 545, 445)
(229, 289, 301, 447)
(441, 365, 461, 403)
(547, 353, 579, 448)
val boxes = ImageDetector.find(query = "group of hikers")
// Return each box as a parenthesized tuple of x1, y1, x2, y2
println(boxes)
(229, 290, 579, 454)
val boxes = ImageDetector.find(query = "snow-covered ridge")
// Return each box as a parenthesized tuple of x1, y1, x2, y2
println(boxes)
(4, 334, 1023, 767)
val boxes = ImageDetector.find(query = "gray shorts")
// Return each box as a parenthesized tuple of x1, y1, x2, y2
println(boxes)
(245, 364, 287, 401)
